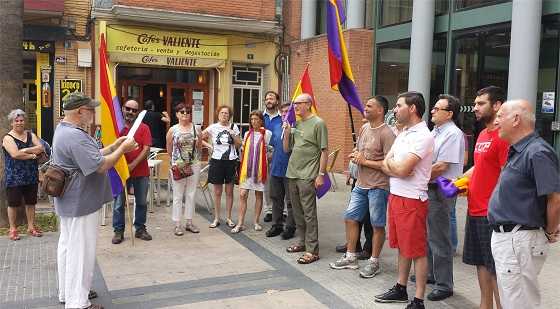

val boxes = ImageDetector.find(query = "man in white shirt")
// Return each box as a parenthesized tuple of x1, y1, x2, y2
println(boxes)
(375, 92, 434, 309)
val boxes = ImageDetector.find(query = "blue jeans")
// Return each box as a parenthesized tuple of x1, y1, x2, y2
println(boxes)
(344, 187, 389, 227)
(450, 203, 458, 251)
(113, 176, 149, 232)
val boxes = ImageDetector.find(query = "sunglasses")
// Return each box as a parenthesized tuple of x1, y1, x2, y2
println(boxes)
(178, 110, 192, 115)
(124, 106, 138, 113)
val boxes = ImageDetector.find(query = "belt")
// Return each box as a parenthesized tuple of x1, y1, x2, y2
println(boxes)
(492, 224, 540, 233)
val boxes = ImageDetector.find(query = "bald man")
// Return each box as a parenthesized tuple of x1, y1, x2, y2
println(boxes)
(489, 100, 560, 309)
(282, 93, 328, 264)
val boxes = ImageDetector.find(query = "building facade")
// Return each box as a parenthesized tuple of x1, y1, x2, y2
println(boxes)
(92, 0, 282, 142)
(374, 0, 560, 158)
(23, 0, 93, 143)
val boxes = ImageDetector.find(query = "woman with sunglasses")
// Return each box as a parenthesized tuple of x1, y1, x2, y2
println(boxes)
(231, 110, 272, 233)
(166, 102, 203, 236)
(201, 105, 241, 228)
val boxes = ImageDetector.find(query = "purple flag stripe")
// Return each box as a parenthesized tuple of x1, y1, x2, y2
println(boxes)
(326, 1, 342, 60)
(108, 167, 124, 198)
(339, 73, 364, 114)
(335, 0, 346, 24)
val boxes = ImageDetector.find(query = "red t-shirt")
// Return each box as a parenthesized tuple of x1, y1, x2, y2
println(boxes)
(467, 128, 509, 216)
(120, 123, 152, 177)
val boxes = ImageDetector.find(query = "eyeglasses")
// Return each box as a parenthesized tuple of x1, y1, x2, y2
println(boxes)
(293, 101, 308, 105)
(179, 110, 192, 115)
(124, 106, 138, 113)
(432, 107, 450, 112)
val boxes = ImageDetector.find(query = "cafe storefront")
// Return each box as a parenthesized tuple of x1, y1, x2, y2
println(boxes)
(95, 21, 280, 142)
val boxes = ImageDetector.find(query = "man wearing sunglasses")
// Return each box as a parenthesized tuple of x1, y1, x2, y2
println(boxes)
(112, 99, 153, 244)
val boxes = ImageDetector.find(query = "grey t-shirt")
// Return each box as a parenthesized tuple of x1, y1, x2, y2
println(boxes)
(52, 122, 112, 217)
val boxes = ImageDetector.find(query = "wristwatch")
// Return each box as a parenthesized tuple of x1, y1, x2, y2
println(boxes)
(319, 172, 325, 176)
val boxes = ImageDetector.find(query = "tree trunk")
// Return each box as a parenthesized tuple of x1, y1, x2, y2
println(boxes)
(0, 1, 24, 228)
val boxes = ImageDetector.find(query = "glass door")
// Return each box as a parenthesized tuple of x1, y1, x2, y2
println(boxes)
(232, 87, 261, 136)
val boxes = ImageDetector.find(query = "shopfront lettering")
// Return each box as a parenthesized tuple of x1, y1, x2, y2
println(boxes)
(162, 36, 200, 48)
(167, 57, 197, 67)
(141, 56, 158, 64)
(137, 33, 159, 45)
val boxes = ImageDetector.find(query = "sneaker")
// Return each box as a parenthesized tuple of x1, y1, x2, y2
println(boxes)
(405, 299, 425, 309)
(266, 225, 284, 237)
(359, 259, 381, 278)
(135, 228, 152, 241)
(329, 254, 359, 270)
(374, 284, 408, 303)
(254, 223, 263, 231)
(281, 227, 295, 240)
(112, 231, 124, 244)
(263, 213, 272, 222)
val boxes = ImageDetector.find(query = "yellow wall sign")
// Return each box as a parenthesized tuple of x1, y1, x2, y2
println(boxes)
(106, 26, 228, 60)
(59, 79, 82, 116)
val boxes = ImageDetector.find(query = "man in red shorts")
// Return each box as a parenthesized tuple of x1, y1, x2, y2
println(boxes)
(376, 92, 434, 309)
(460, 86, 509, 309)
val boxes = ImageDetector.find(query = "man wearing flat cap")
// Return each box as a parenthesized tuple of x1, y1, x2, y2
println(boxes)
(53, 93, 136, 309)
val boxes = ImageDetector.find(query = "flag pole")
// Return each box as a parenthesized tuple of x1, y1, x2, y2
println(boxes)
(124, 185, 135, 246)
(347, 105, 357, 144)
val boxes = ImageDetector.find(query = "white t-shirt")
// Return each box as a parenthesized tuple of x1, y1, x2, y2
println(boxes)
(206, 123, 240, 160)
(389, 121, 434, 201)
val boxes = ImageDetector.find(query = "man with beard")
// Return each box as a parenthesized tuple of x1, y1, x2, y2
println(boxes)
(461, 86, 509, 309)
(375, 92, 434, 309)
(112, 99, 153, 244)
(263, 91, 282, 223)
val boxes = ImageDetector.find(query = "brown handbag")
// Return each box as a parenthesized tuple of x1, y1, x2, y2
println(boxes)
(40, 163, 68, 197)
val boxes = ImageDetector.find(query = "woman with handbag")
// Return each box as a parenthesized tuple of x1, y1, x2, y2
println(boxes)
(201, 105, 241, 228)
(2, 109, 45, 240)
(166, 103, 203, 236)
(231, 111, 272, 233)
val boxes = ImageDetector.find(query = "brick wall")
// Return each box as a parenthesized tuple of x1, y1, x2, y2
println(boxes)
(282, 0, 301, 43)
(289, 29, 374, 173)
(65, 0, 91, 36)
(114, 0, 277, 21)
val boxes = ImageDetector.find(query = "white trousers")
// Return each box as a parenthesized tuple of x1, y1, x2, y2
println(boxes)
(491, 228, 549, 309)
(57, 210, 99, 309)
(172, 164, 200, 223)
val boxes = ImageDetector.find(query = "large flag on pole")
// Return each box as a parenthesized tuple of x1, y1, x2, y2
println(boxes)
(99, 33, 130, 197)
(284, 65, 316, 126)
(326, 0, 364, 114)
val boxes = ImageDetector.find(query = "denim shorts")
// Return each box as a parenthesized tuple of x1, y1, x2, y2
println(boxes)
(344, 187, 389, 227)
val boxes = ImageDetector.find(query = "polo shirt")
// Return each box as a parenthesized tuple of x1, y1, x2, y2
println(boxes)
(431, 121, 465, 181)
(389, 121, 434, 201)
(121, 123, 151, 178)
(488, 132, 560, 228)
(264, 110, 282, 152)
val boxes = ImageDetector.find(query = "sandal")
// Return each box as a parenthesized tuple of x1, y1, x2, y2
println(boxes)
(286, 244, 305, 253)
(209, 219, 220, 228)
(254, 223, 263, 231)
(231, 225, 244, 234)
(174, 226, 184, 236)
(8, 229, 20, 241)
(60, 290, 98, 304)
(27, 227, 43, 237)
(185, 223, 200, 233)
(297, 252, 320, 264)
(226, 218, 236, 228)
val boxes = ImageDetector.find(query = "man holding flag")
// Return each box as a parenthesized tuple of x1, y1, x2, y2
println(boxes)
(283, 93, 328, 264)
(53, 93, 136, 309)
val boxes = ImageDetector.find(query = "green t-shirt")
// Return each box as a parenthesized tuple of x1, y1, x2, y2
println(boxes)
(286, 115, 328, 180)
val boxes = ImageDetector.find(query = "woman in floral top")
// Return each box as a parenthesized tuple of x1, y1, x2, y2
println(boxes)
(166, 103, 203, 236)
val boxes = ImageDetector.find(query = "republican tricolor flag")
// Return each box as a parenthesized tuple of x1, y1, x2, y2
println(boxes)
(283, 65, 317, 126)
(99, 33, 130, 197)
(326, 0, 364, 114)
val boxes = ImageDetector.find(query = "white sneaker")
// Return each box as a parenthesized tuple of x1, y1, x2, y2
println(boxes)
(329, 254, 359, 270)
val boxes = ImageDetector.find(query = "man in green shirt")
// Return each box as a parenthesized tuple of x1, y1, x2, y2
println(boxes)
(282, 93, 328, 264)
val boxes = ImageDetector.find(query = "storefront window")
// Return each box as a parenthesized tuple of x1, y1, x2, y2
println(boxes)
(375, 40, 410, 108)
(455, 0, 510, 11)
(429, 34, 447, 126)
(379, 0, 448, 27)
(451, 25, 510, 164)
(536, 15, 560, 146)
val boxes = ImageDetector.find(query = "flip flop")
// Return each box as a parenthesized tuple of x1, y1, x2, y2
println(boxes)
(286, 244, 305, 253)
(297, 253, 320, 264)
(231, 225, 245, 234)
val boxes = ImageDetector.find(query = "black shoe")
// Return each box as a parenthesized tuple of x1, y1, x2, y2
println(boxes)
(266, 226, 284, 237)
(263, 213, 272, 222)
(374, 284, 408, 303)
(357, 250, 371, 260)
(405, 299, 425, 309)
(281, 227, 295, 240)
(112, 231, 124, 244)
(135, 228, 152, 241)
(409, 275, 435, 284)
(427, 289, 453, 301)
(335, 243, 347, 253)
